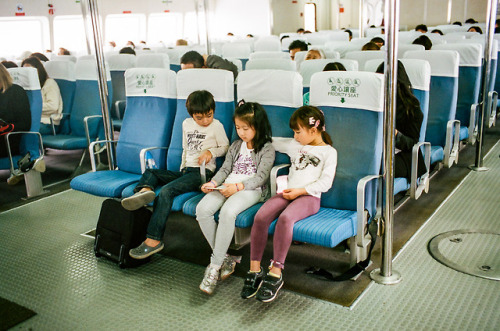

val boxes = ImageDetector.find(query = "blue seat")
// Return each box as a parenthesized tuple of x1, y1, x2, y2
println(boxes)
(43, 61, 76, 134)
(107, 54, 136, 130)
(121, 69, 235, 211)
(70, 68, 177, 197)
(405, 50, 460, 168)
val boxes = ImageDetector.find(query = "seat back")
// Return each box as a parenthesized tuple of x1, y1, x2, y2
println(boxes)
(237, 70, 303, 165)
(7, 67, 43, 158)
(345, 50, 385, 70)
(433, 43, 482, 127)
(52, 55, 77, 63)
(404, 50, 459, 147)
(300, 59, 351, 88)
(168, 69, 234, 171)
(44, 60, 76, 134)
(249, 51, 290, 60)
(222, 43, 252, 59)
(136, 53, 170, 69)
(107, 54, 137, 119)
(116, 68, 177, 173)
(467, 36, 498, 93)
(245, 58, 296, 71)
(310, 71, 384, 214)
(254, 38, 281, 52)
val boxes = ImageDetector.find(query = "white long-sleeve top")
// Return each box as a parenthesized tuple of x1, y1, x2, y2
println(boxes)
(181, 118, 229, 172)
(41, 78, 63, 125)
(272, 137, 337, 198)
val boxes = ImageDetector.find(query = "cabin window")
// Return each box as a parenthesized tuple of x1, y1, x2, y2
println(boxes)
(304, 3, 317, 32)
(0, 17, 49, 57)
(148, 13, 183, 46)
(53, 15, 88, 55)
(105, 14, 146, 48)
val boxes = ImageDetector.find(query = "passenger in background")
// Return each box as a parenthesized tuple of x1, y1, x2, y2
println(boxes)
(412, 35, 432, 50)
(370, 37, 385, 47)
(465, 18, 478, 24)
(496, 19, 500, 34)
(241, 106, 337, 303)
(431, 29, 444, 35)
(196, 101, 274, 295)
(303, 62, 346, 106)
(30, 52, 49, 62)
(452, 21, 462, 26)
(296, 28, 305, 34)
(362, 42, 381, 51)
(126, 41, 135, 49)
(344, 29, 353, 41)
(288, 40, 308, 60)
(58, 48, 70, 56)
(0, 64, 31, 159)
(376, 61, 426, 180)
(246, 34, 254, 38)
(1, 61, 18, 68)
(227, 32, 234, 37)
(109, 41, 116, 49)
(467, 26, 483, 34)
(415, 24, 428, 33)
(304, 48, 325, 60)
(176, 39, 188, 46)
(180, 50, 239, 79)
(21, 57, 63, 135)
(123, 90, 229, 259)
(119, 47, 136, 55)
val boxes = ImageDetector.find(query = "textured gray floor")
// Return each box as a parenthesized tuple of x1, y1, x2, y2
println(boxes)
(1, 144, 500, 330)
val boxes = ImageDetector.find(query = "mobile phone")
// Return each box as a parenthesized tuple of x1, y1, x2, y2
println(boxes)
(211, 186, 225, 190)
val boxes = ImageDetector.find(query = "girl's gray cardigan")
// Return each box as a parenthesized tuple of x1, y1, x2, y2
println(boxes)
(211, 140, 275, 199)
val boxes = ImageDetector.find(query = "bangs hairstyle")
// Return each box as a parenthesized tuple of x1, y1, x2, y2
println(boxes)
(234, 101, 272, 153)
(0, 63, 13, 93)
(289, 106, 333, 146)
(22, 56, 48, 87)
(186, 90, 215, 116)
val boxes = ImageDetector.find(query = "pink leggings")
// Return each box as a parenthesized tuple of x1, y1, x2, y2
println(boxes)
(250, 194, 321, 268)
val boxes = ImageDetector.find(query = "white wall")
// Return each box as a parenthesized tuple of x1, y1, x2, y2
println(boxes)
(211, 0, 271, 38)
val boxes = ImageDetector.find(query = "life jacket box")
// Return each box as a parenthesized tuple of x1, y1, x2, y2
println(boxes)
(94, 198, 152, 268)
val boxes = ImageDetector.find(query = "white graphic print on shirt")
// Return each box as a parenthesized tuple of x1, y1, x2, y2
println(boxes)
(186, 130, 207, 151)
(294, 150, 320, 171)
(224, 143, 259, 186)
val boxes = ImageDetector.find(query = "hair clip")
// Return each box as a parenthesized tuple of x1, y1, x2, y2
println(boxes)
(237, 99, 246, 107)
(309, 117, 315, 126)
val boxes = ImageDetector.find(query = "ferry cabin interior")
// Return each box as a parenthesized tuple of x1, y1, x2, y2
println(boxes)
(0, 0, 499, 330)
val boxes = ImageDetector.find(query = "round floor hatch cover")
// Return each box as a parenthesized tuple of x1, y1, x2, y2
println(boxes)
(428, 230, 500, 281)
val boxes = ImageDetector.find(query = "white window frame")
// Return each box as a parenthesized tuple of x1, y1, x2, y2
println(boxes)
(0, 16, 50, 58)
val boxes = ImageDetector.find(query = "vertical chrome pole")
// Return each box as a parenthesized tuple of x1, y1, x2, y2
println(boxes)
(447, 0, 453, 24)
(84, 0, 115, 170)
(359, 0, 365, 38)
(204, 0, 212, 55)
(469, 0, 497, 172)
(423, 0, 428, 25)
(463, 0, 468, 22)
(269, 0, 274, 35)
(370, 0, 402, 285)
(80, 0, 92, 54)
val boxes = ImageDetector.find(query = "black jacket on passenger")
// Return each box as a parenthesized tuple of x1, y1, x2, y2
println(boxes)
(0, 84, 31, 157)
(206, 55, 239, 79)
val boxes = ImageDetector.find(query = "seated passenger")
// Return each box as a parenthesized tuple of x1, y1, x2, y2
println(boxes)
(431, 29, 444, 35)
(22, 57, 63, 135)
(467, 26, 483, 34)
(180, 50, 239, 79)
(58, 48, 70, 56)
(288, 40, 308, 60)
(122, 90, 230, 259)
(0, 63, 31, 159)
(303, 62, 346, 105)
(376, 61, 426, 180)
(465, 18, 478, 24)
(362, 41, 381, 51)
(344, 29, 353, 41)
(30, 52, 49, 62)
(452, 21, 462, 26)
(370, 37, 385, 47)
(304, 49, 325, 60)
(296, 28, 305, 34)
(119, 47, 136, 55)
(126, 41, 135, 49)
(196, 101, 274, 295)
(415, 24, 428, 33)
(412, 35, 432, 50)
(175, 39, 188, 46)
(1, 61, 18, 69)
(241, 106, 337, 303)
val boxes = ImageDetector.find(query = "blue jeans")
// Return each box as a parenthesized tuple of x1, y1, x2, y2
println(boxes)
(135, 168, 213, 241)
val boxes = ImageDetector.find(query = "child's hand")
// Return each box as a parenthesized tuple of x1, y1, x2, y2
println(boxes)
(282, 188, 306, 200)
(219, 184, 237, 198)
(198, 150, 213, 165)
(201, 181, 216, 193)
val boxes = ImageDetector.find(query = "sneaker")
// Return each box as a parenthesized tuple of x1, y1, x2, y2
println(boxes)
(199, 264, 220, 295)
(220, 255, 241, 280)
(240, 268, 265, 299)
(121, 190, 156, 211)
(256, 273, 284, 303)
(129, 241, 164, 259)
(7, 171, 24, 186)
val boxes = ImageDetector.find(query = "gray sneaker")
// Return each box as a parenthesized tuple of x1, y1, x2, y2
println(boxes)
(121, 190, 156, 211)
(129, 241, 164, 259)
(220, 255, 241, 280)
(199, 264, 220, 295)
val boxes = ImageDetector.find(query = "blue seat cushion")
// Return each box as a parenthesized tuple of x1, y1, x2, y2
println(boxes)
(459, 126, 469, 141)
(430, 146, 444, 165)
(269, 208, 357, 248)
(394, 177, 410, 195)
(121, 182, 199, 211)
(0, 155, 22, 171)
(70, 171, 142, 197)
(42, 135, 89, 150)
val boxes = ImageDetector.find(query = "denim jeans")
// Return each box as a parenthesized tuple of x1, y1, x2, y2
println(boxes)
(135, 167, 213, 241)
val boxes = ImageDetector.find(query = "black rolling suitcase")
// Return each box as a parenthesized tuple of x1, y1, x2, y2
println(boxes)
(94, 198, 153, 268)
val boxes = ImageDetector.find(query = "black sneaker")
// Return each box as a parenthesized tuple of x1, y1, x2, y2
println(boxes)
(240, 268, 265, 299)
(256, 273, 284, 303)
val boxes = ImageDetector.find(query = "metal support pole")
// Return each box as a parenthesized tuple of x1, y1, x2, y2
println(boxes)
(80, 0, 92, 55)
(83, 0, 115, 170)
(447, 0, 453, 24)
(269, 0, 274, 35)
(370, 0, 402, 285)
(463, 0, 468, 23)
(423, 0, 428, 25)
(469, 0, 497, 172)
(204, 0, 212, 55)
(359, 0, 365, 38)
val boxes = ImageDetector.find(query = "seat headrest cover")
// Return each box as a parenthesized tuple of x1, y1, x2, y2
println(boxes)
(108, 54, 137, 70)
(176, 69, 234, 102)
(403, 50, 459, 77)
(245, 58, 296, 71)
(7, 67, 41, 90)
(136, 53, 170, 69)
(75, 59, 111, 80)
(43, 61, 76, 81)
(456, 38, 497, 60)
(364, 59, 384, 73)
(333, 59, 359, 71)
(433, 43, 482, 67)
(237, 70, 303, 107)
(399, 59, 431, 91)
(300, 59, 345, 87)
(310, 71, 384, 112)
(125, 68, 176, 98)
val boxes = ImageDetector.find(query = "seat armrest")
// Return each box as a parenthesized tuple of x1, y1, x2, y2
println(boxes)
(89, 139, 118, 172)
(139, 146, 169, 174)
(444, 119, 460, 168)
(5, 131, 45, 173)
(114, 100, 126, 119)
(356, 174, 381, 248)
(487, 91, 498, 128)
(410, 142, 431, 199)
(269, 164, 290, 197)
(83, 115, 103, 147)
(468, 103, 478, 145)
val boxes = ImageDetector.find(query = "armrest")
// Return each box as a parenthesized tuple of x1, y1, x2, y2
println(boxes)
(89, 139, 118, 172)
(83, 115, 103, 147)
(410, 142, 431, 199)
(139, 146, 169, 174)
(468, 103, 478, 145)
(444, 119, 460, 168)
(487, 91, 498, 128)
(356, 174, 382, 248)
(114, 100, 126, 119)
(5, 131, 45, 172)
(269, 164, 290, 197)
(49, 113, 70, 136)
